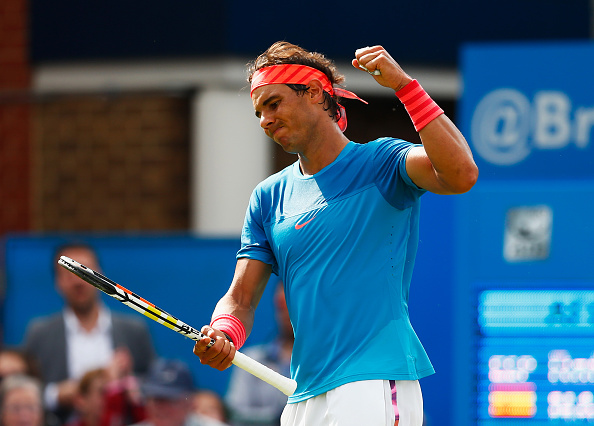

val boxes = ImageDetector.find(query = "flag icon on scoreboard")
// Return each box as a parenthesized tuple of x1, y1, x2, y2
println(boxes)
(488, 383, 537, 418)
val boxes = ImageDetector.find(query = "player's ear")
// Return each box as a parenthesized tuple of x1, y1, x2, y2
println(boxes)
(306, 79, 325, 104)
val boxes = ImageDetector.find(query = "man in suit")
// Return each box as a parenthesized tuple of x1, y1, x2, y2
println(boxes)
(23, 243, 156, 423)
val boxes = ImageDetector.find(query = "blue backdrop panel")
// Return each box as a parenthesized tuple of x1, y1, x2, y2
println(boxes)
(460, 41, 594, 180)
(409, 192, 456, 425)
(458, 42, 594, 425)
(1, 235, 282, 396)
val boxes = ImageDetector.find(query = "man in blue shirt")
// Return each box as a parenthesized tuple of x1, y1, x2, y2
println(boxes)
(193, 42, 478, 426)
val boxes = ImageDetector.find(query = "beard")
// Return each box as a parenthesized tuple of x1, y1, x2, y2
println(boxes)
(69, 295, 98, 316)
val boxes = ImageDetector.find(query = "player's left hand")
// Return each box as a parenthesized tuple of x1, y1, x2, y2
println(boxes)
(352, 45, 413, 92)
(193, 325, 236, 371)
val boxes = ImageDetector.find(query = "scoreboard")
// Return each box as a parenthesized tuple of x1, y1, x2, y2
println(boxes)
(477, 290, 594, 424)
(452, 181, 594, 426)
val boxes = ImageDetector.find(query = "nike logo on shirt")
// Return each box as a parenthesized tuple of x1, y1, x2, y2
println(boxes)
(295, 217, 316, 230)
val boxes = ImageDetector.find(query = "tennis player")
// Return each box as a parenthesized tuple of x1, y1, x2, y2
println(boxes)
(193, 42, 478, 426)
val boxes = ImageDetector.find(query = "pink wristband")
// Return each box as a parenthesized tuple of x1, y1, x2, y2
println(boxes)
(395, 79, 444, 132)
(210, 314, 246, 350)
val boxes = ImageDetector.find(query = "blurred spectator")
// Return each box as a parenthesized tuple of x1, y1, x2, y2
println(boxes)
(191, 390, 228, 424)
(130, 359, 227, 426)
(224, 282, 292, 426)
(66, 369, 107, 426)
(101, 371, 147, 426)
(22, 243, 156, 423)
(66, 368, 146, 426)
(0, 375, 46, 426)
(0, 348, 40, 381)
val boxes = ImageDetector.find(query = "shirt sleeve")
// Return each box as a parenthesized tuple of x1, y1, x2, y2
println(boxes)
(43, 383, 60, 411)
(371, 138, 426, 210)
(236, 186, 279, 274)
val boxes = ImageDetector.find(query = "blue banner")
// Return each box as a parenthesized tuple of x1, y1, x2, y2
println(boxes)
(460, 42, 594, 180)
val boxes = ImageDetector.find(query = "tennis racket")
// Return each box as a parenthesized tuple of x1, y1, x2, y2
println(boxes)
(58, 256, 297, 396)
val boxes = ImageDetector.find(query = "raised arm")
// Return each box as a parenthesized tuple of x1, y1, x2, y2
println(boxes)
(193, 258, 272, 370)
(353, 45, 478, 195)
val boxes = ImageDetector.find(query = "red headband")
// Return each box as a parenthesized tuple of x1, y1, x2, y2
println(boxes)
(250, 64, 367, 132)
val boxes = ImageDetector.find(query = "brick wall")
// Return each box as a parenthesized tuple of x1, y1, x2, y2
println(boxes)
(31, 93, 191, 231)
(1, 0, 192, 234)
(0, 0, 31, 234)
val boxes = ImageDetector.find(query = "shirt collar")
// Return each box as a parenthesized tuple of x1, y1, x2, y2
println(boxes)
(63, 305, 112, 334)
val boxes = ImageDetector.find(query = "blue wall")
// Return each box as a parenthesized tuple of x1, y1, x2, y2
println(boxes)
(1, 194, 458, 422)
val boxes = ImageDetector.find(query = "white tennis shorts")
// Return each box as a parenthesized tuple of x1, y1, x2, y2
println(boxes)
(280, 379, 423, 426)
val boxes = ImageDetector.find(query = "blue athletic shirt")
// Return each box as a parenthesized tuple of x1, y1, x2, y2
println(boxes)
(237, 138, 435, 403)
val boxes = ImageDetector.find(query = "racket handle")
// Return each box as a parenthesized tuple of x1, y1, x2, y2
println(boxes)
(232, 351, 297, 396)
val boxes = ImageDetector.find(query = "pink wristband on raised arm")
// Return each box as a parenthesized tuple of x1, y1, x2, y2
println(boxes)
(395, 79, 444, 132)
(210, 314, 246, 350)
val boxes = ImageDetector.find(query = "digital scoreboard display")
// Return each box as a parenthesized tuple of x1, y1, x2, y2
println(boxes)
(477, 290, 594, 424)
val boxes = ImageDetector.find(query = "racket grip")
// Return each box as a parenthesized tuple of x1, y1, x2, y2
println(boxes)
(232, 351, 297, 396)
